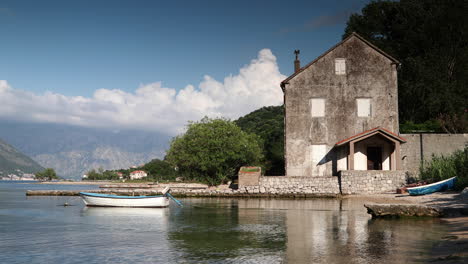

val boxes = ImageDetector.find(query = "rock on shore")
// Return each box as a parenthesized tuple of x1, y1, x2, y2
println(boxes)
(364, 203, 443, 217)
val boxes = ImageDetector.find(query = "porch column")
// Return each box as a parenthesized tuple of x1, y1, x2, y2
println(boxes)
(395, 142, 401, 170)
(348, 142, 354, 170)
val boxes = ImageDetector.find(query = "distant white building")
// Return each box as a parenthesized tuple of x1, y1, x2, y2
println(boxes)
(10, 175, 20, 180)
(129, 170, 147, 180)
(21, 174, 36, 181)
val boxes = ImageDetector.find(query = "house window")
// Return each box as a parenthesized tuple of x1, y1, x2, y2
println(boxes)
(357, 98, 371, 117)
(310, 98, 325, 117)
(335, 58, 346, 75)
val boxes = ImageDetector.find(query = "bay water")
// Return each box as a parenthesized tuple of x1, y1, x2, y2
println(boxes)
(0, 181, 446, 263)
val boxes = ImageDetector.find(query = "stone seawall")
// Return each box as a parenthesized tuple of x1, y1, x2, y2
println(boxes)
(339, 170, 407, 194)
(27, 170, 410, 197)
(244, 176, 341, 195)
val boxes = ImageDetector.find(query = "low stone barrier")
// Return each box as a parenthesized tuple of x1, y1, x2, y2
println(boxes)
(99, 183, 209, 189)
(240, 176, 340, 195)
(339, 170, 407, 194)
(26, 185, 340, 198)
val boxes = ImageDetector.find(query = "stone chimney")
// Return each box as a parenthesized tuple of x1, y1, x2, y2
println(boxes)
(294, 49, 300, 72)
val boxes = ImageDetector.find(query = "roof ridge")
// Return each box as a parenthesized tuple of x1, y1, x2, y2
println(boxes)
(280, 32, 400, 91)
(335, 127, 406, 146)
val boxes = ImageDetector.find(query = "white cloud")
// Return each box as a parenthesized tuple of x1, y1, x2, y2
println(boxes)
(0, 49, 285, 135)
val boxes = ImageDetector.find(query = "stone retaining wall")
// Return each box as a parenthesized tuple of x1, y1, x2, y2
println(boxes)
(401, 133, 467, 178)
(339, 170, 407, 194)
(238, 176, 340, 195)
(27, 171, 408, 197)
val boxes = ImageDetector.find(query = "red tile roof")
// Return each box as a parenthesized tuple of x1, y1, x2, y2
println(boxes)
(130, 170, 146, 174)
(335, 127, 406, 146)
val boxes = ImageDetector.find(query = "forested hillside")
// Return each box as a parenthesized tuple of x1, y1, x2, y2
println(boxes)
(235, 106, 284, 175)
(344, 0, 468, 133)
(0, 138, 44, 176)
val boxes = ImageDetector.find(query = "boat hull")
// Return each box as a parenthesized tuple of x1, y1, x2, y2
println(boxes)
(79, 192, 170, 207)
(407, 177, 456, 196)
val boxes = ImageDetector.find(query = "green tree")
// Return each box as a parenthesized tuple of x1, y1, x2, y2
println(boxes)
(235, 105, 285, 175)
(344, 0, 468, 132)
(85, 169, 101, 180)
(85, 168, 120, 180)
(141, 159, 178, 181)
(35, 168, 59, 181)
(165, 117, 264, 185)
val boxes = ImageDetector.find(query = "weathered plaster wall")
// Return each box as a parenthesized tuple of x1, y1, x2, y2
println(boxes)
(401, 134, 468, 178)
(339, 170, 407, 194)
(284, 35, 399, 177)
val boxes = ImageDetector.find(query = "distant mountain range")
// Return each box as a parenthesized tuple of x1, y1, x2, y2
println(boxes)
(0, 138, 44, 176)
(0, 120, 172, 180)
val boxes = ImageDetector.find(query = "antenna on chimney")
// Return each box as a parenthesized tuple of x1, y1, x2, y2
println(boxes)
(294, 50, 300, 72)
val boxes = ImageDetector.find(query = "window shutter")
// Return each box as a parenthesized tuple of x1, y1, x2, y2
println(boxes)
(357, 98, 371, 117)
(310, 98, 325, 117)
(335, 59, 346, 75)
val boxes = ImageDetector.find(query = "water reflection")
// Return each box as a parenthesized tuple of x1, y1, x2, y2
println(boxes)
(168, 198, 445, 264)
(168, 199, 286, 263)
(0, 182, 447, 264)
(81, 207, 169, 218)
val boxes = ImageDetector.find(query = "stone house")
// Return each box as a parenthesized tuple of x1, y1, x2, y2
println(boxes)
(129, 170, 147, 180)
(281, 32, 405, 177)
(239, 32, 466, 195)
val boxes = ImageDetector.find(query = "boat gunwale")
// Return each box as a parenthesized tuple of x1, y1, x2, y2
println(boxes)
(406, 177, 456, 191)
(84, 204, 168, 208)
(79, 192, 166, 199)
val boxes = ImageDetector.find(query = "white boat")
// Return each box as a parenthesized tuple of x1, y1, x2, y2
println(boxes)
(79, 187, 181, 208)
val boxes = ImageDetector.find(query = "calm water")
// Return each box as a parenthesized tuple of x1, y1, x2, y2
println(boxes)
(0, 181, 447, 264)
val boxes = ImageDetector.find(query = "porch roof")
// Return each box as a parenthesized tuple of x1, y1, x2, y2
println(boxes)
(335, 127, 406, 146)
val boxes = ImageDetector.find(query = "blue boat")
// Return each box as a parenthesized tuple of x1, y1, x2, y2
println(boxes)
(407, 177, 456, 196)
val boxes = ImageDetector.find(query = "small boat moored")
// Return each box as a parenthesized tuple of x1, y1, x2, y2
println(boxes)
(407, 177, 456, 196)
(79, 187, 182, 207)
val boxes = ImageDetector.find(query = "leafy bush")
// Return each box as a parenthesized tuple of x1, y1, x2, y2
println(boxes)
(400, 120, 443, 133)
(420, 146, 468, 190)
(166, 117, 264, 186)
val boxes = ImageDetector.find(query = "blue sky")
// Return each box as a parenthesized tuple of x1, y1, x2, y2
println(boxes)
(1, 0, 367, 96)
(0, 0, 369, 134)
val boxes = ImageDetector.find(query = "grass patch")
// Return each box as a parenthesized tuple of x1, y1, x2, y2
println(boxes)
(239, 166, 261, 173)
(420, 146, 468, 190)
